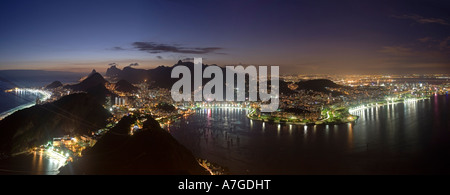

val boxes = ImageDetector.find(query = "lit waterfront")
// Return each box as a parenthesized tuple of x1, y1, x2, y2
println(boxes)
(167, 95, 450, 174)
(0, 151, 65, 175)
(0, 88, 52, 120)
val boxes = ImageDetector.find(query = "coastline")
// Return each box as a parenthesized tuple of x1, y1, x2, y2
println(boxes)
(348, 96, 430, 113)
(246, 96, 431, 126)
(0, 88, 51, 120)
(246, 112, 358, 126)
(0, 102, 36, 121)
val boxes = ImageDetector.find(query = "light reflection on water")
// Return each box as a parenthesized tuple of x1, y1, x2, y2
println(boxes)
(2, 96, 448, 174)
(0, 151, 66, 175)
(168, 96, 450, 174)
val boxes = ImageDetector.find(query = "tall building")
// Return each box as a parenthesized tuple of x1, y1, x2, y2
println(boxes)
(114, 96, 127, 106)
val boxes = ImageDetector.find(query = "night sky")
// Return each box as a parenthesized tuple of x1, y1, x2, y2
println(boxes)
(0, 0, 449, 74)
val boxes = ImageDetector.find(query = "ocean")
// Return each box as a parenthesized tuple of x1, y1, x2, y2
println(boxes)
(0, 70, 85, 118)
(168, 95, 450, 174)
(1, 71, 449, 174)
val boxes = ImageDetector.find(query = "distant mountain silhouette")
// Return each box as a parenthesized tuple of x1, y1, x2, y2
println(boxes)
(105, 61, 212, 89)
(0, 93, 111, 156)
(58, 115, 208, 175)
(106, 66, 151, 83)
(45, 81, 63, 89)
(114, 80, 138, 93)
(64, 71, 108, 92)
(295, 79, 344, 95)
(105, 65, 121, 78)
(105, 61, 345, 98)
(87, 69, 98, 77)
(147, 65, 176, 88)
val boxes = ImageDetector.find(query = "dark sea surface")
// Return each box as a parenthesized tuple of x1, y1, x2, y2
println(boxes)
(0, 151, 65, 175)
(168, 95, 450, 174)
(0, 70, 84, 116)
(0, 71, 84, 175)
(0, 71, 448, 174)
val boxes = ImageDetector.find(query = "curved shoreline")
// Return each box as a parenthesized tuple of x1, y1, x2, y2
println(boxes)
(246, 113, 358, 126)
(348, 97, 430, 113)
(246, 97, 431, 126)
(245, 108, 356, 126)
(0, 88, 52, 120)
(0, 102, 36, 120)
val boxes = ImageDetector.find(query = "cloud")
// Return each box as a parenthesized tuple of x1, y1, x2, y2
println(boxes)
(392, 14, 449, 26)
(131, 42, 223, 54)
(182, 57, 194, 61)
(128, 62, 139, 67)
(108, 62, 118, 66)
(378, 46, 415, 56)
(156, 56, 163, 59)
(418, 37, 432, 43)
(111, 46, 126, 51)
(378, 44, 450, 72)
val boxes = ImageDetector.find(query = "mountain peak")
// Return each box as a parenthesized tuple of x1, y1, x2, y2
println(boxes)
(88, 69, 97, 77)
(106, 65, 121, 78)
(45, 81, 63, 89)
(84, 72, 107, 85)
(64, 71, 108, 92)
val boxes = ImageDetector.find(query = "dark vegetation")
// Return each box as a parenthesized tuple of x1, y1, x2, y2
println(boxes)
(0, 93, 110, 155)
(58, 116, 208, 175)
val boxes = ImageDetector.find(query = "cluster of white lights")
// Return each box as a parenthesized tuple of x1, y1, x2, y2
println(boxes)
(349, 105, 367, 113)
(404, 98, 419, 103)
(14, 88, 52, 101)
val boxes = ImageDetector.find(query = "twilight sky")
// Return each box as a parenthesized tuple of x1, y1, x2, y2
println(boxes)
(0, 0, 449, 74)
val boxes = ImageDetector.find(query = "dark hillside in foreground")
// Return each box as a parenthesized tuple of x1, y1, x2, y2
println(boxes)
(58, 116, 208, 175)
(0, 93, 111, 155)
